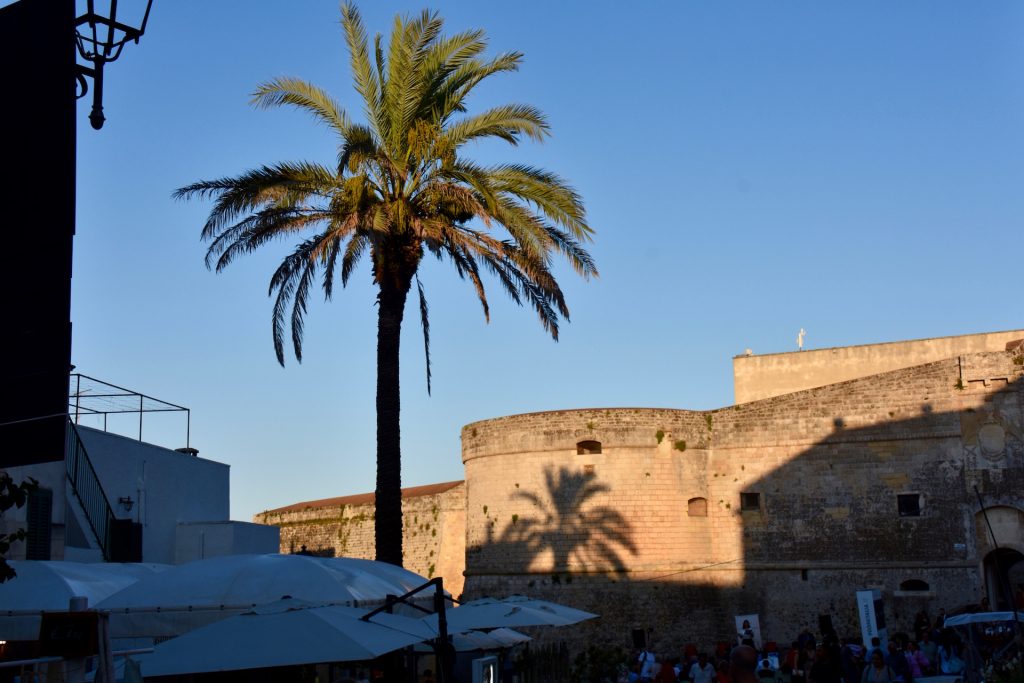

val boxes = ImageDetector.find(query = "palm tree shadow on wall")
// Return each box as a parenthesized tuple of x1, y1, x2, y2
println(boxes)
(492, 466, 637, 574)
(462, 369, 1024, 653)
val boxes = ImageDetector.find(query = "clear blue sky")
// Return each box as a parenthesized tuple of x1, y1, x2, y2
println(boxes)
(69, 1, 1024, 522)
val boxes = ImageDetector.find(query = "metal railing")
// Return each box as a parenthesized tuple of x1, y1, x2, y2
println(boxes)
(65, 419, 113, 560)
(70, 373, 191, 448)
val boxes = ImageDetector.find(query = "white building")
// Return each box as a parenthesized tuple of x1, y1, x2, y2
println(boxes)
(1, 374, 277, 564)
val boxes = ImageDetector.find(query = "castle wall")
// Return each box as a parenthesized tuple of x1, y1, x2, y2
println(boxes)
(461, 350, 1024, 650)
(254, 482, 466, 597)
(733, 329, 1024, 403)
(462, 408, 714, 574)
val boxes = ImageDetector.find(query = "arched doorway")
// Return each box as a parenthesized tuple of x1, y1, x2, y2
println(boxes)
(983, 547, 1024, 609)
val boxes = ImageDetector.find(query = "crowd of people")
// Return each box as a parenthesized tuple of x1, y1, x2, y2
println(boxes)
(619, 609, 971, 683)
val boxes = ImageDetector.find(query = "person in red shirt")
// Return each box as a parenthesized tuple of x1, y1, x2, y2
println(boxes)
(717, 660, 733, 683)
(656, 658, 679, 683)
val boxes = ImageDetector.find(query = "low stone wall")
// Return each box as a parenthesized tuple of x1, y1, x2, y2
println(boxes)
(255, 481, 467, 597)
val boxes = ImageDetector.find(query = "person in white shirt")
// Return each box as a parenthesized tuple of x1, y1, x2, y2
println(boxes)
(639, 649, 657, 682)
(690, 653, 716, 683)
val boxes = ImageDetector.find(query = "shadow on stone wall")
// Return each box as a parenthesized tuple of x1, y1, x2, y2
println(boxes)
(490, 466, 637, 574)
(742, 382, 1024, 566)
(288, 542, 336, 557)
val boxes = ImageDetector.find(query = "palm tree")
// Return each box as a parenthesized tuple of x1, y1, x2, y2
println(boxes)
(175, 4, 596, 566)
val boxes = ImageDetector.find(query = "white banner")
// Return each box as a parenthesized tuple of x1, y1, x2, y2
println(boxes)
(856, 589, 887, 651)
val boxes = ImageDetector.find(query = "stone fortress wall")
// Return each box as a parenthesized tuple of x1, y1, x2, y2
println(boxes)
(461, 344, 1024, 650)
(255, 481, 467, 597)
(258, 330, 1024, 652)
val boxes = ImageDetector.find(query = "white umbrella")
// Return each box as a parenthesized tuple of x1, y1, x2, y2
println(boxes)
(97, 554, 433, 638)
(944, 611, 1024, 626)
(139, 600, 435, 676)
(414, 627, 531, 653)
(424, 595, 597, 633)
(0, 561, 167, 640)
(453, 627, 533, 650)
(498, 595, 599, 622)
(489, 627, 533, 646)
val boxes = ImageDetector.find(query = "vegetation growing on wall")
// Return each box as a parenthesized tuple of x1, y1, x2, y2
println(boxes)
(0, 473, 37, 582)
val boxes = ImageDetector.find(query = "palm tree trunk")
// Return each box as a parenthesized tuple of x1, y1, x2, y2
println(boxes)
(375, 278, 410, 566)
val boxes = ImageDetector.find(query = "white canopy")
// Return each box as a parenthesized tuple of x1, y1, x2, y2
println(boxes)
(0, 561, 167, 640)
(96, 554, 434, 638)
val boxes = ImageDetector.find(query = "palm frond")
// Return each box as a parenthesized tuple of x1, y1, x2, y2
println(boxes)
(373, 31, 387, 123)
(415, 276, 432, 395)
(396, 10, 446, 143)
(205, 208, 329, 272)
(439, 160, 501, 216)
(341, 232, 371, 286)
(488, 198, 550, 263)
(542, 224, 599, 278)
(289, 252, 319, 362)
(478, 247, 567, 340)
(443, 104, 549, 147)
(488, 164, 592, 240)
(251, 77, 351, 136)
(382, 13, 415, 152)
(320, 237, 344, 301)
(446, 244, 490, 322)
(415, 29, 487, 119)
(433, 51, 523, 122)
(341, 2, 383, 131)
(176, 162, 337, 241)
(268, 237, 321, 364)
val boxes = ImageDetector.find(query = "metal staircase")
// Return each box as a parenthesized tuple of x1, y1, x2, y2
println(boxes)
(65, 419, 114, 560)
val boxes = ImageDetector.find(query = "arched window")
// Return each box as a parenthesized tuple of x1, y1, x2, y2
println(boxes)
(899, 579, 930, 592)
(577, 440, 602, 455)
(688, 497, 708, 517)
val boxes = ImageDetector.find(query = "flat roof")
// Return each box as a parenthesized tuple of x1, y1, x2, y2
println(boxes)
(733, 328, 1024, 360)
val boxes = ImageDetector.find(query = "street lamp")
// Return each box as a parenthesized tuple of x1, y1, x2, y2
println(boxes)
(75, 0, 153, 130)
